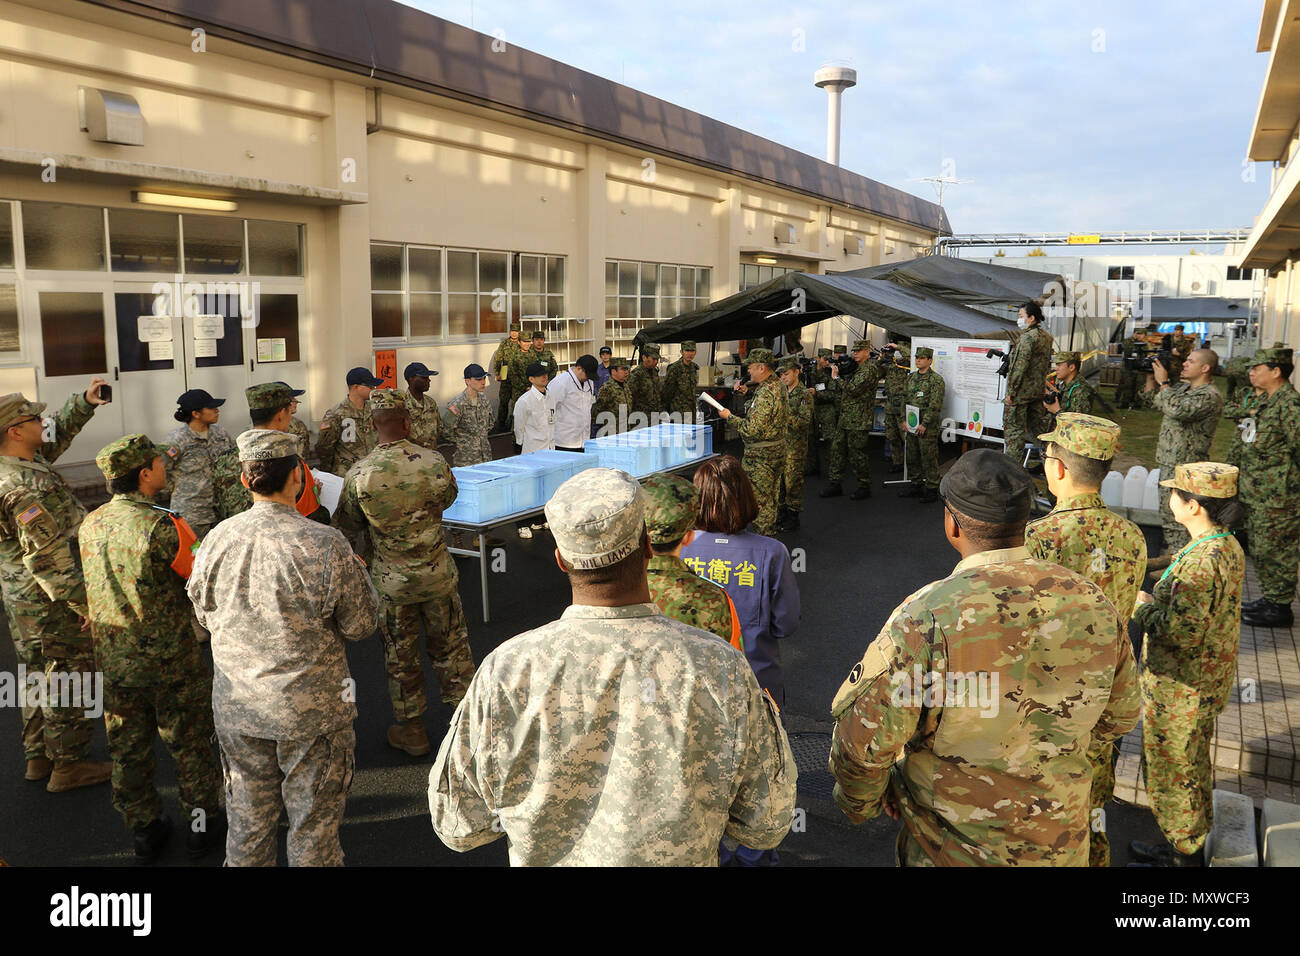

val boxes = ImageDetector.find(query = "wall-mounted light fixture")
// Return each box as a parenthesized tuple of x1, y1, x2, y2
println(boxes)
(133, 191, 238, 212)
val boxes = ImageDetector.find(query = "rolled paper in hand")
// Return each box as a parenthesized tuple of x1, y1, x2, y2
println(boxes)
(698, 391, 727, 413)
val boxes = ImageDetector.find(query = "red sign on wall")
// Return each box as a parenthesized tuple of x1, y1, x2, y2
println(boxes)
(375, 349, 397, 390)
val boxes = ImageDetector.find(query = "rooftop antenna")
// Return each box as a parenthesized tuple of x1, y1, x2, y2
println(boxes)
(814, 64, 857, 166)
(909, 157, 972, 207)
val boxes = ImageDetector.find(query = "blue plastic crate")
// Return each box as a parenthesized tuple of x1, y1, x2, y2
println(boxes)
(525, 450, 596, 496)
(584, 436, 660, 476)
(485, 457, 546, 510)
(443, 465, 517, 524)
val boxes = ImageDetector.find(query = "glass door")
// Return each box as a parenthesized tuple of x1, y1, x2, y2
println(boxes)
(111, 285, 188, 441)
(245, 287, 308, 410)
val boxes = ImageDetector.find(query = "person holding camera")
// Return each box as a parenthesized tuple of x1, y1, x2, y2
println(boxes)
(820, 340, 880, 501)
(1140, 347, 1224, 562)
(1043, 350, 1099, 419)
(1130, 462, 1245, 867)
(806, 348, 838, 476)
(1002, 302, 1056, 462)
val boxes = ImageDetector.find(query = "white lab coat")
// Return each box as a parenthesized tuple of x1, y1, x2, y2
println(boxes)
(549, 369, 596, 449)
(513, 386, 556, 454)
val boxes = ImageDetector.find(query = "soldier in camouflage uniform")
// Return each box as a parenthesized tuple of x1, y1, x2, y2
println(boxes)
(628, 344, 664, 425)
(661, 341, 700, 420)
(591, 357, 633, 436)
(822, 341, 880, 501)
(274, 382, 313, 461)
(877, 341, 910, 472)
(1239, 347, 1300, 628)
(642, 472, 741, 649)
(429, 468, 796, 865)
(162, 388, 237, 539)
(1131, 463, 1245, 866)
(1043, 350, 1100, 419)
(509, 332, 558, 412)
(898, 347, 946, 502)
(80, 434, 223, 861)
(0, 383, 113, 790)
(1222, 351, 1263, 470)
(188, 429, 379, 867)
(776, 357, 813, 531)
(1115, 331, 1149, 409)
(442, 363, 495, 466)
(805, 348, 836, 475)
(1026, 413, 1147, 867)
(1167, 326, 1195, 382)
(1141, 347, 1224, 556)
(1002, 303, 1055, 462)
(334, 390, 476, 758)
(318, 366, 384, 476)
(830, 450, 1140, 866)
(718, 349, 789, 535)
(491, 323, 526, 431)
(401, 361, 442, 451)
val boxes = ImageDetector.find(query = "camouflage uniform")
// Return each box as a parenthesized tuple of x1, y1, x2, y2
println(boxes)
(0, 391, 98, 764)
(188, 429, 380, 867)
(403, 390, 442, 451)
(627, 349, 664, 424)
(334, 412, 475, 719)
(1133, 463, 1245, 856)
(429, 469, 796, 865)
(1003, 323, 1055, 461)
(442, 387, 495, 466)
(162, 422, 238, 538)
(731, 351, 789, 535)
(509, 345, 558, 407)
(591, 360, 633, 436)
(1223, 375, 1261, 470)
(807, 351, 837, 470)
(641, 472, 741, 650)
(288, 416, 312, 460)
(878, 344, 910, 462)
(904, 363, 945, 490)
(1144, 381, 1224, 553)
(1239, 374, 1300, 605)
(1052, 377, 1100, 415)
(1166, 334, 1195, 382)
(828, 346, 880, 489)
(491, 333, 526, 429)
(1115, 336, 1145, 409)
(1025, 413, 1146, 867)
(661, 344, 700, 419)
(318, 397, 376, 476)
(780, 371, 812, 515)
(830, 546, 1140, 866)
(80, 435, 221, 832)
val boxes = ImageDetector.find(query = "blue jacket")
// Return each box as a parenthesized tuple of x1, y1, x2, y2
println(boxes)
(680, 530, 800, 707)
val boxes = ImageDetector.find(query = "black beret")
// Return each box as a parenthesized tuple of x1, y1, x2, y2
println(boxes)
(939, 449, 1034, 525)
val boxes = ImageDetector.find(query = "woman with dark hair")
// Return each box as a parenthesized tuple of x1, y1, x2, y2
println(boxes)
(1130, 462, 1245, 868)
(682, 454, 799, 710)
(162, 388, 237, 540)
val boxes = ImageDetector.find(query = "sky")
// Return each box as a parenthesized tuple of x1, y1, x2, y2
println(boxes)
(401, 1, 1272, 242)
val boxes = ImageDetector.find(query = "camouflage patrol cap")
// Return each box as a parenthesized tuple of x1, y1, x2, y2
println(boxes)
(368, 388, 406, 411)
(545, 468, 647, 570)
(834, 345, 848, 354)
(0, 393, 46, 431)
(641, 473, 700, 544)
(915, 346, 935, 359)
(1160, 461, 1238, 499)
(95, 434, 164, 480)
(1052, 350, 1082, 364)
(852, 340, 872, 351)
(680, 341, 697, 351)
(246, 382, 295, 411)
(509, 321, 521, 332)
(236, 428, 300, 462)
(744, 348, 776, 366)
(641, 345, 661, 357)
(1038, 412, 1120, 461)
(609, 357, 632, 370)
(776, 357, 800, 374)
(817, 348, 832, 358)
(1249, 346, 1293, 367)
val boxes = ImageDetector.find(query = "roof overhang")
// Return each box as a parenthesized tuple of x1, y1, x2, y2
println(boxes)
(1240, 144, 1300, 269)
(738, 246, 839, 263)
(1249, 0, 1300, 161)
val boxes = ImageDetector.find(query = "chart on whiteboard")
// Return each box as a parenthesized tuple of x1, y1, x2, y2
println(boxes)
(953, 344, 1003, 403)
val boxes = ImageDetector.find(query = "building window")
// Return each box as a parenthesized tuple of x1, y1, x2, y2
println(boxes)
(604, 260, 711, 321)
(247, 219, 303, 276)
(0, 202, 13, 270)
(183, 214, 244, 274)
(1226, 266, 1254, 281)
(372, 242, 564, 342)
(254, 293, 302, 363)
(23, 202, 105, 271)
(1106, 265, 1135, 281)
(109, 208, 180, 273)
(739, 262, 796, 290)
(0, 285, 18, 353)
(39, 291, 106, 377)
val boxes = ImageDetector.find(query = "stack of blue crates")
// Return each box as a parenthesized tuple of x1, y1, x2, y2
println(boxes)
(584, 422, 713, 476)
(443, 464, 518, 524)
(443, 450, 604, 524)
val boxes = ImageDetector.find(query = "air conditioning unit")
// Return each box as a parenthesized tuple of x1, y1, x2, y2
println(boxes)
(843, 235, 864, 256)
(78, 87, 144, 146)
(774, 222, 796, 245)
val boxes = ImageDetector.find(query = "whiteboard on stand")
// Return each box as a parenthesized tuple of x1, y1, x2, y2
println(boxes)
(911, 336, 1012, 445)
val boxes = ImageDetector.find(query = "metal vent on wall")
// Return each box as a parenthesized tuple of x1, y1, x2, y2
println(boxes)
(78, 87, 144, 146)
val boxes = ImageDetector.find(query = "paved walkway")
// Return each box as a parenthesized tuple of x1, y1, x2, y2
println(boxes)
(1114, 556, 1300, 808)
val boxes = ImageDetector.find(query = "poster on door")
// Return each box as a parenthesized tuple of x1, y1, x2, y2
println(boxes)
(256, 338, 287, 363)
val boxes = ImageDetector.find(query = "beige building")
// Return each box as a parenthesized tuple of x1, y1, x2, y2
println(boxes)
(0, 0, 946, 464)
(1243, 0, 1300, 351)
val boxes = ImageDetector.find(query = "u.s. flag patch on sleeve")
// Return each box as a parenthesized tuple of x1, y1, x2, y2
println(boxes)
(17, 505, 43, 525)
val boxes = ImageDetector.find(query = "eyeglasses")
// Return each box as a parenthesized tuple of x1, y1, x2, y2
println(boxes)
(7, 417, 40, 429)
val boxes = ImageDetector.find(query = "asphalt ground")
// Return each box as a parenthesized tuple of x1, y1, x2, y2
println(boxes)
(0, 434, 1172, 868)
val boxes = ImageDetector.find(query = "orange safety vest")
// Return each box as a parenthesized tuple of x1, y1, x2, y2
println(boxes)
(154, 508, 199, 578)
(297, 460, 322, 517)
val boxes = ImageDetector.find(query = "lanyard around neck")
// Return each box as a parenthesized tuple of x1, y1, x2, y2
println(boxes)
(1158, 531, 1232, 586)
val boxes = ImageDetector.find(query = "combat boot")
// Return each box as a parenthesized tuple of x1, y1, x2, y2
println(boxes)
(386, 719, 431, 757)
(133, 815, 171, 862)
(1128, 840, 1203, 867)
(25, 756, 51, 781)
(1242, 596, 1269, 612)
(818, 483, 843, 498)
(47, 759, 112, 792)
(897, 484, 921, 498)
(187, 809, 227, 860)
(1242, 600, 1294, 628)
(850, 485, 871, 500)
